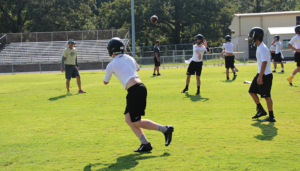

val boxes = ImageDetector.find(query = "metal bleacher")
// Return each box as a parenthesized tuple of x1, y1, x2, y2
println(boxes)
(0, 39, 116, 64)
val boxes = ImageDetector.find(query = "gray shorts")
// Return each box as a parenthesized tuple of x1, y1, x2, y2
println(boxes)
(65, 65, 80, 79)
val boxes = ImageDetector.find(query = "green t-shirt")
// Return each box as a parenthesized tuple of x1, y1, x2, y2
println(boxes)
(62, 47, 77, 65)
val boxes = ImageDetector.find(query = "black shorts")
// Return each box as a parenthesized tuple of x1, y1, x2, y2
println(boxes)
(65, 65, 80, 79)
(225, 56, 235, 69)
(124, 83, 147, 122)
(249, 73, 273, 98)
(274, 52, 282, 62)
(271, 53, 275, 60)
(295, 52, 300, 67)
(154, 57, 160, 66)
(187, 61, 203, 76)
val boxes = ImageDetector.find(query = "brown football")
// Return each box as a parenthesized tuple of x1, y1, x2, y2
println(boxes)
(150, 15, 158, 24)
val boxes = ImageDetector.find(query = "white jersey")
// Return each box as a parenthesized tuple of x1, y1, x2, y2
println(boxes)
(192, 44, 207, 62)
(273, 41, 282, 54)
(221, 42, 233, 53)
(269, 45, 276, 51)
(104, 54, 139, 89)
(256, 42, 272, 75)
(289, 34, 300, 49)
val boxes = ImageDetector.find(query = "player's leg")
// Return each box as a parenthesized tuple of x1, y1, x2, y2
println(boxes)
(287, 61, 300, 85)
(157, 66, 161, 76)
(66, 79, 71, 94)
(226, 68, 229, 80)
(280, 62, 284, 73)
(182, 62, 194, 93)
(249, 74, 267, 119)
(272, 60, 276, 72)
(196, 75, 200, 95)
(153, 66, 156, 75)
(231, 67, 237, 80)
(195, 62, 202, 95)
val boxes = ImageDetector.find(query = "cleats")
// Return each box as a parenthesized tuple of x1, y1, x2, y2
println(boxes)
(195, 91, 200, 95)
(233, 74, 237, 80)
(153, 74, 156, 76)
(260, 117, 276, 122)
(134, 143, 153, 152)
(272, 70, 276, 73)
(157, 73, 161, 76)
(78, 90, 86, 94)
(279, 70, 284, 73)
(67, 91, 72, 95)
(164, 126, 174, 146)
(181, 88, 188, 93)
(252, 110, 267, 119)
(287, 76, 293, 86)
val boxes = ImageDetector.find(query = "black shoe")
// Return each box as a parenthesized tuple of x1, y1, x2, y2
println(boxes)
(235, 69, 239, 72)
(279, 70, 284, 73)
(227, 78, 229, 80)
(164, 126, 174, 146)
(232, 75, 237, 80)
(252, 110, 267, 119)
(195, 91, 200, 95)
(153, 74, 156, 76)
(157, 73, 161, 76)
(181, 88, 188, 93)
(272, 70, 276, 73)
(260, 117, 276, 122)
(134, 143, 153, 152)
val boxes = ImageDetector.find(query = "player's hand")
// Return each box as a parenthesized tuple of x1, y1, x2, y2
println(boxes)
(257, 77, 263, 85)
(203, 40, 208, 47)
(220, 53, 222, 57)
(198, 55, 202, 60)
(77, 66, 80, 70)
(296, 49, 300, 53)
(61, 68, 64, 73)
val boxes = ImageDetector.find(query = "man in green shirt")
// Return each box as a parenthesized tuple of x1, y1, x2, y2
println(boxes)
(61, 39, 85, 95)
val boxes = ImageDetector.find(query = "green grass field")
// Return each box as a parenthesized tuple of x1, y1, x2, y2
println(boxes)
(1, 63, 300, 171)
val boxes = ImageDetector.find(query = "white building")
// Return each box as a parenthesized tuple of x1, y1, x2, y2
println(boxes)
(230, 11, 300, 59)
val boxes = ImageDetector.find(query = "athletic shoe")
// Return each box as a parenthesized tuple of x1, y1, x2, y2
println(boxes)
(78, 90, 86, 94)
(272, 70, 276, 73)
(157, 73, 161, 76)
(181, 88, 188, 93)
(287, 76, 294, 86)
(195, 91, 200, 95)
(232, 74, 237, 80)
(279, 70, 284, 73)
(260, 117, 276, 122)
(252, 110, 267, 119)
(235, 69, 239, 72)
(67, 91, 72, 95)
(164, 126, 174, 146)
(134, 143, 152, 152)
(153, 74, 156, 76)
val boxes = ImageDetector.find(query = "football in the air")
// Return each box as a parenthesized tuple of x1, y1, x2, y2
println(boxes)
(150, 15, 158, 24)
(231, 30, 235, 34)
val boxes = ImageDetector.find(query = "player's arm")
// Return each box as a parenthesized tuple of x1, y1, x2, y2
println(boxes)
(155, 52, 160, 62)
(257, 49, 268, 85)
(195, 50, 201, 60)
(203, 40, 211, 54)
(103, 64, 113, 85)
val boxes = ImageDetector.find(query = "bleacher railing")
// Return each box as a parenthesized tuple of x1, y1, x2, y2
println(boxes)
(1, 29, 129, 43)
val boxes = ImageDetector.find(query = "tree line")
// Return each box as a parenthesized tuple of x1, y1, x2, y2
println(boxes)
(0, 0, 299, 47)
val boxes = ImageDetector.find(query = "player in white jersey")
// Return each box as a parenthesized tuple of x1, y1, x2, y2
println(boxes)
(248, 27, 276, 122)
(271, 35, 284, 73)
(181, 34, 211, 95)
(269, 44, 276, 71)
(220, 35, 237, 80)
(287, 25, 300, 86)
(103, 37, 174, 152)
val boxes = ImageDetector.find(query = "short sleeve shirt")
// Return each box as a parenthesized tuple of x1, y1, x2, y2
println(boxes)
(273, 41, 282, 54)
(192, 45, 207, 62)
(289, 35, 300, 49)
(103, 54, 140, 89)
(256, 42, 272, 75)
(269, 45, 276, 51)
(221, 42, 233, 53)
(62, 47, 77, 65)
(153, 46, 160, 59)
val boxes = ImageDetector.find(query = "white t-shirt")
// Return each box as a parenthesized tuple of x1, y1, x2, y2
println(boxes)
(192, 44, 207, 62)
(269, 45, 276, 51)
(221, 42, 233, 53)
(273, 41, 282, 54)
(256, 42, 272, 75)
(103, 54, 139, 89)
(289, 35, 300, 49)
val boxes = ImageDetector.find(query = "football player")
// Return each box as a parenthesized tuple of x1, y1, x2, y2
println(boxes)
(271, 35, 284, 73)
(287, 25, 300, 86)
(220, 35, 237, 80)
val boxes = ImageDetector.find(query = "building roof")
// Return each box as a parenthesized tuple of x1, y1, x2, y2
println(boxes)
(268, 26, 295, 35)
(234, 11, 300, 17)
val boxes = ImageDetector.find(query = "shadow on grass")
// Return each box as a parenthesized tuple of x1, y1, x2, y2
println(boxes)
(221, 79, 235, 83)
(48, 94, 78, 101)
(185, 92, 209, 102)
(251, 122, 278, 141)
(83, 152, 170, 171)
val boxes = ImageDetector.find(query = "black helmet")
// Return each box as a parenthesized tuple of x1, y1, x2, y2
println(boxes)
(248, 27, 264, 44)
(225, 35, 231, 42)
(195, 34, 204, 45)
(274, 35, 280, 40)
(107, 37, 125, 56)
(295, 25, 300, 34)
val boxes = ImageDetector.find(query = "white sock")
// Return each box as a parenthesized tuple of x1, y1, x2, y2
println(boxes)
(157, 125, 167, 133)
(139, 135, 149, 144)
(291, 74, 294, 76)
